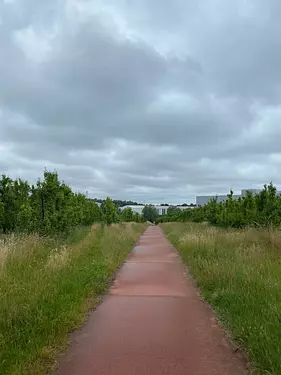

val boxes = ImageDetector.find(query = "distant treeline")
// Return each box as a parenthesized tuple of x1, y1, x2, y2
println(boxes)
(158, 183, 281, 228)
(93, 198, 142, 207)
(93, 200, 196, 208)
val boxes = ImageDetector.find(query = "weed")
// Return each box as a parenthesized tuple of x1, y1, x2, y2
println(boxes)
(0, 223, 146, 375)
(162, 222, 281, 375)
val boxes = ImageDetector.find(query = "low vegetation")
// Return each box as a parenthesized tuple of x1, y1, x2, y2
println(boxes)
(142, 204, 158, 223)
(0, 171, 103, 234)
(158, 183, 281, 228)
(0, 222, 146, 375)
(0, 170, 146, 235)
(162, 222, 281, 375)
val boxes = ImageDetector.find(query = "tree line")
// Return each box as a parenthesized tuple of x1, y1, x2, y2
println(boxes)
(0, 170, 145, 235)
(94, 198, 142, 207)
(158, 183, 281, 228)
(7, 170, 277, 232)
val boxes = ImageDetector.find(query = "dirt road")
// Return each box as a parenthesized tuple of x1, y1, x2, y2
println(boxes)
(53, 226, 247, 375)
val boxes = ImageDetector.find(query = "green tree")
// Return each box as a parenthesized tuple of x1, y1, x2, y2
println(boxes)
(133, 212, 142, 222)
(0, 201, 4, 229)
(0, 170, 104, 234)
(0, 175, 16, 232)
(167, 206, 182, 219)
(184, 184, 281, 229)
(142, 205, 158, 223)
(103, 197, 119, 224)
(121, 207, 134, 222)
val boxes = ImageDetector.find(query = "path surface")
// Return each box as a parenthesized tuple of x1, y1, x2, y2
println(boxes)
(54, 226, 247, 375)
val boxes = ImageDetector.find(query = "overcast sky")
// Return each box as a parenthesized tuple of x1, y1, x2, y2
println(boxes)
(1, 0, 281, 204)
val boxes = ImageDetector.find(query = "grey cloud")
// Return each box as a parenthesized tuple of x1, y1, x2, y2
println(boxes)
(1, 0, 281, 203)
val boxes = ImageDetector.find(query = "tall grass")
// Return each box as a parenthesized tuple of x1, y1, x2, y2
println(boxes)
(0, 223, 146, 375)
(162, 222, 281, 375)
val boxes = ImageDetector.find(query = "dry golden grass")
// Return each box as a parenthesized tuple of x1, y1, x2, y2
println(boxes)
(0, 223, 147, 375)
(46, 245, 70, 270)
(162, 222, 281, 375)
(0, 238, 12, 270)
(91, 223, 100, 231)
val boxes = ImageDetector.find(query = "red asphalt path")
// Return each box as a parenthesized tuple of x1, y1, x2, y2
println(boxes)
(53, 226, 247, 375)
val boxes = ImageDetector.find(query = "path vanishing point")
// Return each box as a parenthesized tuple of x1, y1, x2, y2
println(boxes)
(53, 226, 247, 375)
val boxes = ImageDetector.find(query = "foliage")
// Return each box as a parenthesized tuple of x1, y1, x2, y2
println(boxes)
(0, 171, 104, 234)
(158, 183, 281, 228)
(142, 204, 158, 223)
(156, 206, 191, 223)
(162, 222, 281, 375)
(167, 206, 182, 218)
(0, 223, 146, 375)
(94, 198, 141, 207)
(121, 207, 134, 222)
(101, 197, 120, 225)
(133, 212, 141, 222)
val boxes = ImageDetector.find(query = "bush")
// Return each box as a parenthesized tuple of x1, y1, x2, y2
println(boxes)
(0, 171, 121, 234)
(162, 222, 281, 375)
(0, 223, 146, 375)
(158, 183, 281, 229)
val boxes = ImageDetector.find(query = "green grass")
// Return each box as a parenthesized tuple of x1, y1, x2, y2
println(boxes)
(161, 222, 281, 375)
(0, 223, 146, 375)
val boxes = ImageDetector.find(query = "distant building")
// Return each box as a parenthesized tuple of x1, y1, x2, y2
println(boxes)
(196, 194, 240, 206)
(196, 188, 281, 206)
(119, 204, 195, 216)
(119, 205, 145, 215)
(154, 205, 193, 216)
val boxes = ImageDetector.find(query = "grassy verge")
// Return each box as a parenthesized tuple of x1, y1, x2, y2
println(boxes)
(0, 223, 146, 375)
(161, 222, 281, 375)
